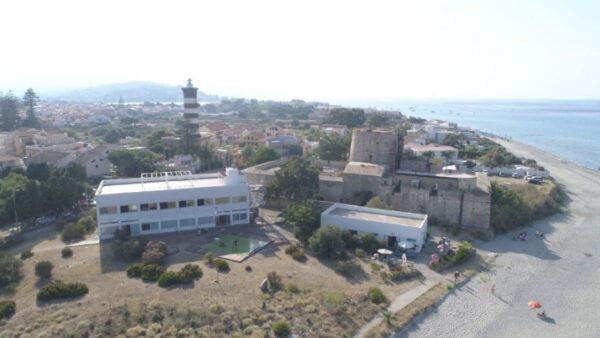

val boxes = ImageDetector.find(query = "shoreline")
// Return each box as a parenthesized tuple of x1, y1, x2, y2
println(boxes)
(397, 128, 600, 337)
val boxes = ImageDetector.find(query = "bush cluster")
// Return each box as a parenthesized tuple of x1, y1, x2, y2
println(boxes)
(61, 247, 73, 258)
(141, 240, 167, 265)
(37, 280, 88, 301)
(35, 261, 54, 279)
(272, 319, 291, 337)
(126, 263, 145, 278)
(0, 252, 23, 287)
(334, 260, 364, 278)
(204, 251, 215, 266)
(77, 215, 96, 232)
(62, 222, 86, 242)
(213, 259, 230, 272)
(112, 238, 148, 262)
(20, 250, 34, 260)
(0, 300, 16, 320)
(309, 225, 345, 259)
(141, 264, 165, 282)
(267, 271, 283, 292)
(431, 241, 474, 271)
(284, 245, 307, 262)
(368, 287, 387, 304)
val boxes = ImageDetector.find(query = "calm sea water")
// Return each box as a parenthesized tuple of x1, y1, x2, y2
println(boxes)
(344, 100, 600, 170)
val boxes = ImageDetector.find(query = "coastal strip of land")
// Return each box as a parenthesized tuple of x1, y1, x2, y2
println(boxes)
(395, 138, 600, 338)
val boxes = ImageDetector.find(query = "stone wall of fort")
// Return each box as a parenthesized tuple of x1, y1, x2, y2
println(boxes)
(348, 129, 403, 173)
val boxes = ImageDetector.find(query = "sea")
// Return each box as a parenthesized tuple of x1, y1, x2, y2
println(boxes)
(343, 100, 600, 170)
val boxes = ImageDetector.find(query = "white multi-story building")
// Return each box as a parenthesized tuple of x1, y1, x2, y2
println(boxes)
(95, 168, 251, 240)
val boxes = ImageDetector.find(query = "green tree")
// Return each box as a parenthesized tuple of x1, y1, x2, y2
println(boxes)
(265, 157, 319, 202)
(317, 134, 350, 161)
(0, 91, 20, 131)
(367, 113, 390, 128)
(365, 196, 392, 210)
(325, 108, 366, 128)
(247, 146, 280, 166)
(284, 200, 321, 243)
(241, 145, 255, 163)
(108, 149, 163, 177)
(0, 252, 23, 287)
(286, 144, 303, 157)
(309, 225, 346, 259)
(441, 150, 455, 164)
(35, 261, 54, 279)
(21, 88, 40, 128)
(26, 163, 50, 181)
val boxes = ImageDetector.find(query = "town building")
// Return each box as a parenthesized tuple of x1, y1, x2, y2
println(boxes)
(321, 203, 428, 252)
(95, 168, 250, 240)
(404, 143, 459, 161)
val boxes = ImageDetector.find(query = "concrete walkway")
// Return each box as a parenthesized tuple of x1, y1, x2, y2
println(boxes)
(354, 275, 440, 338)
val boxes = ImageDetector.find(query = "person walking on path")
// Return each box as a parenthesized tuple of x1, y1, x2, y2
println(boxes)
(490, 284, 496, 296)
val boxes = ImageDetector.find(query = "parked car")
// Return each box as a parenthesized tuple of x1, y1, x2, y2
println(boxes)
(512, 172, 524, 179)
(528, 177, 543, 184)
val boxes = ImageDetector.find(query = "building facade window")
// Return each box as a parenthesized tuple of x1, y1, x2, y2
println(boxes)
(120, 204, 139, 213)
(141, 222, 159, 232)
(231, 196, 247, 203)
(161, 220, 178, 229)
(179, 218, 196, 227)
(215, 197, 230, 205)
(197, 216, 213, 225)
(179, 200, 195, 208)
(99, 206, 118, 215)
(197, 198, 213, 206)
(233, 212, 248, 221)
(140, 203, 157, 211)
(160, 201, 177, 210)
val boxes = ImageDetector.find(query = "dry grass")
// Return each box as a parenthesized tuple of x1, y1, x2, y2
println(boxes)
(0, 223, 419, 338)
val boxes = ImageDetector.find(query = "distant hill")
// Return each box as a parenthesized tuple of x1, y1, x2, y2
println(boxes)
(49, 81, 219, 103)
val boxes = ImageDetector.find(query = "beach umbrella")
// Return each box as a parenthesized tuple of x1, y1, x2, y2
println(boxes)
(528, 301, 542, 309)
(377, 248, 393, 256)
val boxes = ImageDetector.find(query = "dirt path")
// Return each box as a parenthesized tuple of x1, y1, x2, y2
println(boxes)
(396, 139, 600, 338)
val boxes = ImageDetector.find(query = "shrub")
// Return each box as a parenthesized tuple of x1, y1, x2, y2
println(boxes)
(0, 252, 23, 287)
(355, 248, 366, 258)
(245, 265, 252, 272)
(35, 261, 54, 279)
(308, 225, 346, 259)
(389, 267, 421, 282)
(141, 264, 165, 282)
(20, 250, 34, 260)
(127, 263, 145, 278)
(368, 287, 387, 304)
(358, 233, 381, 254)
(323, 291, 345, 306)
(112, 238, 147, 262)
(335, 260, 364, 278)
(141, 240, 167, 265)
(291, 250, 307, 262)
(285, 244, 307, 262)
(448, 241, 473, 265)
(77, 215, 96, 232)
(272, 319, 291, 337)
(179, 264, 202, 282)
(204, 251, 215, 266)
(341, 230, 360, 250)
(37, 280, 88, 301)
(158, 271, 181, 287)
(213, 259, 229, 272)
(61, 247, 73, 258)
(286, 282, 300, 294)
(267, 271, 283, 292)
(62, 222, 86, 242)
(0, 300, 16, 320)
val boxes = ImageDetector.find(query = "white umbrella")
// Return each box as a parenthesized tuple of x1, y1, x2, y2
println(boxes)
(377, 248, 393, 255)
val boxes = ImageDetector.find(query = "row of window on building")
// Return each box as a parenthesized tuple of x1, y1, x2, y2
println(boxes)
(138, 213, 248, 231)
(99, 195, 248, 215)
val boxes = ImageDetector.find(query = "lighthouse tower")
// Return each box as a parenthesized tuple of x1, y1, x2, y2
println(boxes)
(180, 79, 201, 149)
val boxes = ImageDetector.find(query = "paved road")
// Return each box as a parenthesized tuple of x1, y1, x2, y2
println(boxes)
(397, 140, 600, 338)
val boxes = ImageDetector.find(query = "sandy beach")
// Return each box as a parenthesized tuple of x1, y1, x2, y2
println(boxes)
(396, 139, 600, 338)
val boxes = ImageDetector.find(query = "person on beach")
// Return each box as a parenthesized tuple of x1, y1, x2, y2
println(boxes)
(491, 284, 496, 295)
(454, 271, 460, 283)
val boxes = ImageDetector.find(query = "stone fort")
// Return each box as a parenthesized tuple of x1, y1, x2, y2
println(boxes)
(243, 129, 492, 235)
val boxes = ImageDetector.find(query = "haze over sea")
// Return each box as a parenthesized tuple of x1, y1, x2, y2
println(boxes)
(344, 100, 600, 170)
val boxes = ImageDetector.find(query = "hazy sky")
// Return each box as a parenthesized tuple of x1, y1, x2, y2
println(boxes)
(1, 0, 599, 101)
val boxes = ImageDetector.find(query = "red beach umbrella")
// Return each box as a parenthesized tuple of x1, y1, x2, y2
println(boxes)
(528, 300, 542, 309)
